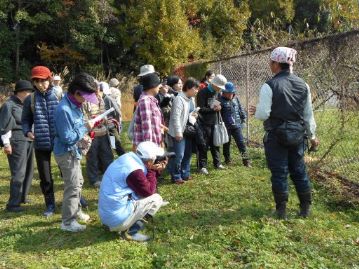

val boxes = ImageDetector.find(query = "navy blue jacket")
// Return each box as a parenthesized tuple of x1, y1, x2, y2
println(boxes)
(22, 87, 59, 150)
(220, 95, 246, 129)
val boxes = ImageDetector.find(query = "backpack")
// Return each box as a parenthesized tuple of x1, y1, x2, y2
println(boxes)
(30, 89, 62, 114)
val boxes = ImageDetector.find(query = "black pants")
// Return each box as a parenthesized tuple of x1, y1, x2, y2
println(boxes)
(86, 135, 114, 184)
(34, 149, 55, 206)
(7, 140, 34, 208)
(197, 124, 221, 169)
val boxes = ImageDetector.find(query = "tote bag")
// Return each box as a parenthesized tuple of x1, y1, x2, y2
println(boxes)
(213, 112, 229, 146)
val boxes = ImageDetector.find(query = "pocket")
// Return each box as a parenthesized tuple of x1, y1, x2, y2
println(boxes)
(275, 121, 305, 146)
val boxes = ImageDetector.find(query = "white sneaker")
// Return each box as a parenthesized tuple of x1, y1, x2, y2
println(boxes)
(61, 220, 86, 232)
(77, 210, 90, 223)
(121, 231, 150, 242)
(216, 164, 226, 170)
(199, 168, 209, 175)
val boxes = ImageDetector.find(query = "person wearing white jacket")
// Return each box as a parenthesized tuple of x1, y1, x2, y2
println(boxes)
(167, 78, 199, 184)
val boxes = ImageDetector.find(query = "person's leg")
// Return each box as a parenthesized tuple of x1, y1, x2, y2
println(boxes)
(6, 140, 27, 209)
(288, 141, 312, 217)
(168, 137, 185, 182)
(55, 152, 83, 226)
(232, 127, 250, 166)
(197, 125, 210, 169)
(34, 149, 55, 209)
(86, 137, 100, 185)
(21, 141, 34, 203)
(111, 128, 125, 156)
(264, 132, 289, 219)
(181, 137, 193, 180)
(208, 125, 221, 168)
(99, 135, 114, 173)
(111, 193, 163, 232)
(222, 129, 232, 164)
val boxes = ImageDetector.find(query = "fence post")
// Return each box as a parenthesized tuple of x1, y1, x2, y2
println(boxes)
(245, 55, 250, 146)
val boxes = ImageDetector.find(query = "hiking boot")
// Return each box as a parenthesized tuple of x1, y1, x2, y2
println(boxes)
(273, 192, 288, 220)
(242, 159, 252, 168)
(77, 210, 90, 223)
(61, 220, 86, 232)
(121, 231, 150, 242)
(199, 168, 209, 175)
(44, 204, 55, 218)
(6, 205, 24, 213)
(297, 192, 312, 218)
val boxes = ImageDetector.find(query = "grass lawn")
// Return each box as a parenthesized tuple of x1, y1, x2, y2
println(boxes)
(0, 126, 358, 269)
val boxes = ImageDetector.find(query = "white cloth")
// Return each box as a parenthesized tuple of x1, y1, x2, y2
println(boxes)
(109, 193, 163, 232)
(255, 83, 317, 139)
(168, 92, 194, 137)
(1, 130, 12, 145)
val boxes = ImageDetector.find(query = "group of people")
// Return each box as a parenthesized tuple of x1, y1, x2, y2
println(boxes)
(0, 46, 319, 242)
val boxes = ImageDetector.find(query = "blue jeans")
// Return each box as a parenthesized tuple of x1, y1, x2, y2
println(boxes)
(264, 131, 311, 194)
(223, 127, 247, 161)
(167, 136, 193, 181)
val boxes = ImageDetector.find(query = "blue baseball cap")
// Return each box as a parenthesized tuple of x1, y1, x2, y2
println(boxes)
(223, 82, 236, 93)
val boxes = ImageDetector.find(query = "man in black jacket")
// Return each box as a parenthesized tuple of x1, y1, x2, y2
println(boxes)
(0, 80, 34, 212)
(196, 74, 227, 174)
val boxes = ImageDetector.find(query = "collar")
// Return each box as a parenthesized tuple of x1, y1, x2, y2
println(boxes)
(10, 95, 23, 104)
(66, 93, 82, 109)
(273, 70, 290, 79)
(207, 84, 215, 93)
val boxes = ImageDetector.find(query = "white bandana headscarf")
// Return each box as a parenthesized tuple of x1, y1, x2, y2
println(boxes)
(270, 47, 297, 73)
(270, 47, 297, 64)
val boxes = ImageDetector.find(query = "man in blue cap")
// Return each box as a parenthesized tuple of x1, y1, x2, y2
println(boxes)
(220, 82, 251, 167)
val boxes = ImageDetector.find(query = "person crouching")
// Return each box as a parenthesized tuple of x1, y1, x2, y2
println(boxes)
(98, 141, 166, 242)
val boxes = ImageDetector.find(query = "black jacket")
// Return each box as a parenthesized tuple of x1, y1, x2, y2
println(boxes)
(196, 86, 220, 125)
(0, 95, 29, 142)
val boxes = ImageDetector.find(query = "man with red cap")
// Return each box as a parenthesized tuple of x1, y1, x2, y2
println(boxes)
(22, 65, 60, 217)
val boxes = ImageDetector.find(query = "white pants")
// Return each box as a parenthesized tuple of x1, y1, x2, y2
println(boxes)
(110, 193, 163, 232)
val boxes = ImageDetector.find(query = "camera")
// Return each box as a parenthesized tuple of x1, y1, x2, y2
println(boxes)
(154, 152, 175, 164)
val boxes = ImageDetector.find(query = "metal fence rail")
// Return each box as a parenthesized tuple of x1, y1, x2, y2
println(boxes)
(178, 30, 359, 184)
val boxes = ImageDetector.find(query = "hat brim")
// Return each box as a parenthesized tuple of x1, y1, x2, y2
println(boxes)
(138, 70, 155, 77)
(212, 83, 226, 90)
(32, 75, 51, 80)
(79, 91, 99, 105)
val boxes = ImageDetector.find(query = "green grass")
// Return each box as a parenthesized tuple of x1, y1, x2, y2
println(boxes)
(0, 125, 358, 269)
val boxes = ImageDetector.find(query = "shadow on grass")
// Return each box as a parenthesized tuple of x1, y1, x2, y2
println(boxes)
(13, 222, 117, 253)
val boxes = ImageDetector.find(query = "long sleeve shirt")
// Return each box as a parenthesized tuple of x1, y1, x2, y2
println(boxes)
(133, 93, 163, 146)
(126, 169, 158, 198)
(255, 83, 317, 139)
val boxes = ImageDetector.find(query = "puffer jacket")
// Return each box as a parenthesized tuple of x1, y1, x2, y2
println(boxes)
(22, 87, 59, 150)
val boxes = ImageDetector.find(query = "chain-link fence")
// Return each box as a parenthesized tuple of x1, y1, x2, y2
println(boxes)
(177, 30, 359, 185)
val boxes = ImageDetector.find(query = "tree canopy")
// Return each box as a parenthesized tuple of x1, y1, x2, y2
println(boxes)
(0, 0, 358, 82)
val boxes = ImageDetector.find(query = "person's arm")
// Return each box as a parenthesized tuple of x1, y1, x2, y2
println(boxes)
(236, 97, 247, 122)
(21, 95, 34, 137)
(126, 169, 157, 198)
(303, 84, 317, 139)
(55, 106, 88, 145)
(254, 83, 273, 121)
(170, 97, 184, 137)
